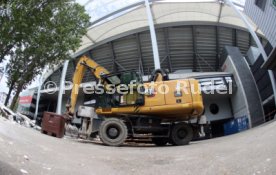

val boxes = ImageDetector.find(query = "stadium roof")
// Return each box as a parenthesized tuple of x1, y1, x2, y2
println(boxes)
(72, 0, 263, 58)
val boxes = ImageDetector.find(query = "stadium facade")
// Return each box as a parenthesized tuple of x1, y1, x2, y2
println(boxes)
(18, 0, 276, 136)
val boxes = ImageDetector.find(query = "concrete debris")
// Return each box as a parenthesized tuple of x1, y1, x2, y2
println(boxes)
(43, 167, 52, 171)
(20, 169, 28, 174)
(23, 155, 29, 161)
(65, 124, 79, 138)
(0, 104, 15, 120)
(0, 104, 41, 131)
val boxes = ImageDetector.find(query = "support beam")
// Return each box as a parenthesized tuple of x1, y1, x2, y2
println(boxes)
(88, 50, 94, 60)
(232, 29, 237, 47)
(136, 33, 145, 75)
(34, 76, 43, 120)
(217, 1, 223, 23)
(215, 26, 220, 70)
(85, 34, 95, 44)
(72, 59, 77, 72)
(87, 50, 94, 65)
(216, 1, 223, 71)
(164, 28, 173, 72)
(192, 26, 197, 72)
(249, 33, 252, 46)
(56, 60, 69, 114)
(226, 0, 276, 107)
(144, 0, 161, 69)
(34, 67, 49, 120)
(110, 42, 118, 72)
(114, 61, 126, 71)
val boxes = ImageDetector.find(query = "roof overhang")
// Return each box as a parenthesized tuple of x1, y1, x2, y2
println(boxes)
(72, 1, 264, 58)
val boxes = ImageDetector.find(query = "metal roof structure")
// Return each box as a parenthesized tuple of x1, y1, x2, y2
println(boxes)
(41, 0, 267, 89)
(73, 0, 263, 57)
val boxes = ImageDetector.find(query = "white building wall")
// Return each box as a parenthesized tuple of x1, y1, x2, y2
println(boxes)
(245, 0, 276, 47)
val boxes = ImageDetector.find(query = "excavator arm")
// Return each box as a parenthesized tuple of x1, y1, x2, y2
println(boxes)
(67, 55, 109, 117)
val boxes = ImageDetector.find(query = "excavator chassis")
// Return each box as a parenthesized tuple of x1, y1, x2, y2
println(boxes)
(89, 115, 196, 146)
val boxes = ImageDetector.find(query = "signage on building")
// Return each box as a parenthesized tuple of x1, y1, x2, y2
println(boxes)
(19, 96, 33, 104)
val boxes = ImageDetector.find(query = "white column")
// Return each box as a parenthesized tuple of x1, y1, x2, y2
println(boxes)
(34, 72, 45, 120)
(227, 0, 276, 106)
(145, 0, 161, 69)
(56, 60, 69, 114)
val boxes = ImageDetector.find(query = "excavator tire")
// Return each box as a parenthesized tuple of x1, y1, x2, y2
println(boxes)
(170, 123, 193, 146)
(99, 118, 128, 146)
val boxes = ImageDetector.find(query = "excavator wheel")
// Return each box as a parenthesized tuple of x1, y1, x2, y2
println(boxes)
(170, 123, 193, 146)
(99, 118, 128, 146)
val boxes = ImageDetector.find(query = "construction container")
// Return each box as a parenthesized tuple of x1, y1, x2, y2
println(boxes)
(224, 116, 249, 135)
(41, 112, 65, 138)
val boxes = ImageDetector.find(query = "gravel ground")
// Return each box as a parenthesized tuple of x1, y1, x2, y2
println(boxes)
(0, 117, 275, 175)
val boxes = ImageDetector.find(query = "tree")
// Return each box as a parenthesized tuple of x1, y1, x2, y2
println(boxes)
(0, 0, 90, 109)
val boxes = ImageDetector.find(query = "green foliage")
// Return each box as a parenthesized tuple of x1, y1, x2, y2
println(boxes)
(0, 0, 90, 108)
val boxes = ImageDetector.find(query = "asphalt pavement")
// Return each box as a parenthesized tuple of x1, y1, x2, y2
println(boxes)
(0, 117, 275, 175)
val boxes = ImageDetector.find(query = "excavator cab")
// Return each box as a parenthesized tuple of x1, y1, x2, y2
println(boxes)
(97, 70, 144, 108)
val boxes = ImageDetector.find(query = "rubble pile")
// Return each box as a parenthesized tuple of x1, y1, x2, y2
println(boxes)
(65, 124, 79, 138)
(0, 104, 41, 130)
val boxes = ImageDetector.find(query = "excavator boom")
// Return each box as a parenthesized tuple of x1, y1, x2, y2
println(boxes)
(68, 55, 109, 115)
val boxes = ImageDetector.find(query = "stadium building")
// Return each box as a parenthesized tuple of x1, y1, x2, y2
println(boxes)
(18, 0, 275, 136)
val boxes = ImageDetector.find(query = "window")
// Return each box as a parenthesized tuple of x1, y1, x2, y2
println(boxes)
(255, 0, 267, 10)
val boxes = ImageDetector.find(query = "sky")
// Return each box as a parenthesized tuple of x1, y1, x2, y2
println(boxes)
(0, 0, 246, 94)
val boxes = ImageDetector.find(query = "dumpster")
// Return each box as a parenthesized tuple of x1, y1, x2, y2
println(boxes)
(224, 116, 249, 135)
(41, 112, 65, 138)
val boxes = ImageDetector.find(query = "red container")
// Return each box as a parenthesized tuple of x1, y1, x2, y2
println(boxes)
(41, 112, 65, 138)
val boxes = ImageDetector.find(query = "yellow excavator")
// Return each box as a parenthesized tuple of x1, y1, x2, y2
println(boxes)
(65, 55, 204, 146)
